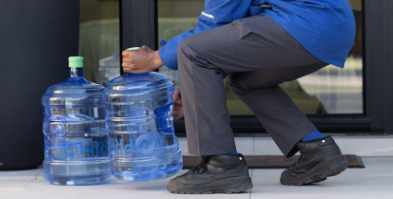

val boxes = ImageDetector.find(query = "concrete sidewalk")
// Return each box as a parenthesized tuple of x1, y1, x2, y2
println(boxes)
(0, 157, 392, 199)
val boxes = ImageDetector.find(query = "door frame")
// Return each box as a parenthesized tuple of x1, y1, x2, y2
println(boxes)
(119, 0, 393, 135)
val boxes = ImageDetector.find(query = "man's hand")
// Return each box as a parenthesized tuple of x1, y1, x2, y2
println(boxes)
(122, 46, 164, 73)
(172, 90, 184, 122)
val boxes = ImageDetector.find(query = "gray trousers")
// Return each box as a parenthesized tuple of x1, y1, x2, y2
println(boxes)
(178, 15, 327, 157)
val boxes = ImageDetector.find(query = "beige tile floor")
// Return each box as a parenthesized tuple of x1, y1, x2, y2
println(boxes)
(179, 136, 393, 156)
(0, 157, 392, 199)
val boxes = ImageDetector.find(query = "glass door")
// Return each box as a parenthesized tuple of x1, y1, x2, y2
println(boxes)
(79, 0, 120, 85)
(119, 0, 381, 134)
(157, 0, 364, 116)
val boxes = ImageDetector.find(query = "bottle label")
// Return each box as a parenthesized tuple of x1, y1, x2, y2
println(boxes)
(62, 140, 108, 156)
(44, 139, 109, 160)
(109, 132, 161, 155)
(107, 102, 177, 157)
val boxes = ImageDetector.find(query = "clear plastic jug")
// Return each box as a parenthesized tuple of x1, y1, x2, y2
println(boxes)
(104, 48, 183, 181)
(41, 57, 111, 185)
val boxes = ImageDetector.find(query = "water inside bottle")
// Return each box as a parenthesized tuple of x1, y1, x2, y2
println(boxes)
(104, 72, 183, 182)
(41, 58, 111, 185)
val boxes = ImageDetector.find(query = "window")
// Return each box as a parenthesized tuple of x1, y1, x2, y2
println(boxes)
(157, 0, 363, 115)
(79, 0, 120, 85)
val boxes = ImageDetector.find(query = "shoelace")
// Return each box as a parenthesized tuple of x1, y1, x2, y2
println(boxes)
(288, 162, 298, 172)
(179, 156, 212, 177)
(288, 155, 303, 172)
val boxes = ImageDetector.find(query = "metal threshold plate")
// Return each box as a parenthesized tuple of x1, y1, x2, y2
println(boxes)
(182, 154, 365, 169)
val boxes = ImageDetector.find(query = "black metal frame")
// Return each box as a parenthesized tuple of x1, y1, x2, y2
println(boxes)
(363, 0, 393, 134)
(119, 0, 158, 75)
(120, 0, 393, 135)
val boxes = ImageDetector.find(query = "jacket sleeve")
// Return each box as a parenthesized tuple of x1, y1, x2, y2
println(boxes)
(158, 0, 253, 70)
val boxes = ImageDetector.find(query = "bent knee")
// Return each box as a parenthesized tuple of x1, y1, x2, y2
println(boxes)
(177, 37, 195, 57)
(177, 34, 213, 60)
(226, 73, 277, 94)
(226, 74, 246, 94)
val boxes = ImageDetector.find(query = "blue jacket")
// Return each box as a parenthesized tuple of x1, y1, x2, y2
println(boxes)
(159, 0, 356, 70)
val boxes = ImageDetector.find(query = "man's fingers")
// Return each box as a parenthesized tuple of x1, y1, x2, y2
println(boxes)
(121, 50, 129, 57)
(123, 66, 135, 72)
(122, 50, 135, 57)
(122, 61, 138, 68)
(174, 97, 182, 105)
(123, 67, 132, 72)
(173, 90, 178, 100)
(122, 56, 134, 62)
(173, 90, 182, 103)
(122, 62, 130, 68)
(121, 46, 159, 73)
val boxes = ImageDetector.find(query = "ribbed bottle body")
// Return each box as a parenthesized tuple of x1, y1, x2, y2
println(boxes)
(41, 68, 111, 185)
(104, 72, 182, 182)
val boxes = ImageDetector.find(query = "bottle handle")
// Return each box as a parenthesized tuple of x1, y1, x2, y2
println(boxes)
(156, 102, 175, 134)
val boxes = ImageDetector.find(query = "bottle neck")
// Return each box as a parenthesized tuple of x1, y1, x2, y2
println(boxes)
(69, 67, 84, 78)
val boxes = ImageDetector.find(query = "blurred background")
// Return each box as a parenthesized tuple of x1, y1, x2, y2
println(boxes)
(79, 0, 363, 115)
(1, 0, 392, 174)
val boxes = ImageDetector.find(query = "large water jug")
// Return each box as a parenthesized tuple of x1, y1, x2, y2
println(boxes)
(41, 57, 112, 185)
(103, 48, 183, 182)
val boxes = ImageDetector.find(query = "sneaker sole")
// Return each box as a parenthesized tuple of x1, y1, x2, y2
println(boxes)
(168, 177, 253, 194)
(280, 155, 349, 186)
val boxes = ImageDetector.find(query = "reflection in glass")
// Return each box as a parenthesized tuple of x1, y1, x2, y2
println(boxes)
(79, 0, 120, 85)
(158, 0, 363, 114)
(292, 0, 363, 114)
(98, 40, 120, 85)
(158, 0, 203, 91)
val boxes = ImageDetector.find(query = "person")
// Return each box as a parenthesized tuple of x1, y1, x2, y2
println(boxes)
(121, 0, 356, 194)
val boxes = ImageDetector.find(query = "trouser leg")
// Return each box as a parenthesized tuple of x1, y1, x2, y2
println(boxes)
(226, 63, 326, 157)
(178, 15, 327, 156)
(178, 52, 235, 156)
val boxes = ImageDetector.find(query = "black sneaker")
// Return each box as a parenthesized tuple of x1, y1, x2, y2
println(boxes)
(280, 136, 349, 186)
(167, 154, 253, 194)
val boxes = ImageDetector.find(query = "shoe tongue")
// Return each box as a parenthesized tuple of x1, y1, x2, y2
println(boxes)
(206, 164, 224, 174)
(195, 156, 213, 174)
(197, 167, 206, 174)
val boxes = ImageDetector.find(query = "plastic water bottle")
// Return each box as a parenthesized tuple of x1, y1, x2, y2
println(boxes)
(41, 57, 112, 185)
(103, 47, 183, 182)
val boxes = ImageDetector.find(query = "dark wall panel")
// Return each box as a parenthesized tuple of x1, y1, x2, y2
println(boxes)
(0, 0, 79, 169)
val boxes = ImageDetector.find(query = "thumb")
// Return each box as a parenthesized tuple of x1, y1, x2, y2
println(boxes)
(173, 90, 179, 100)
